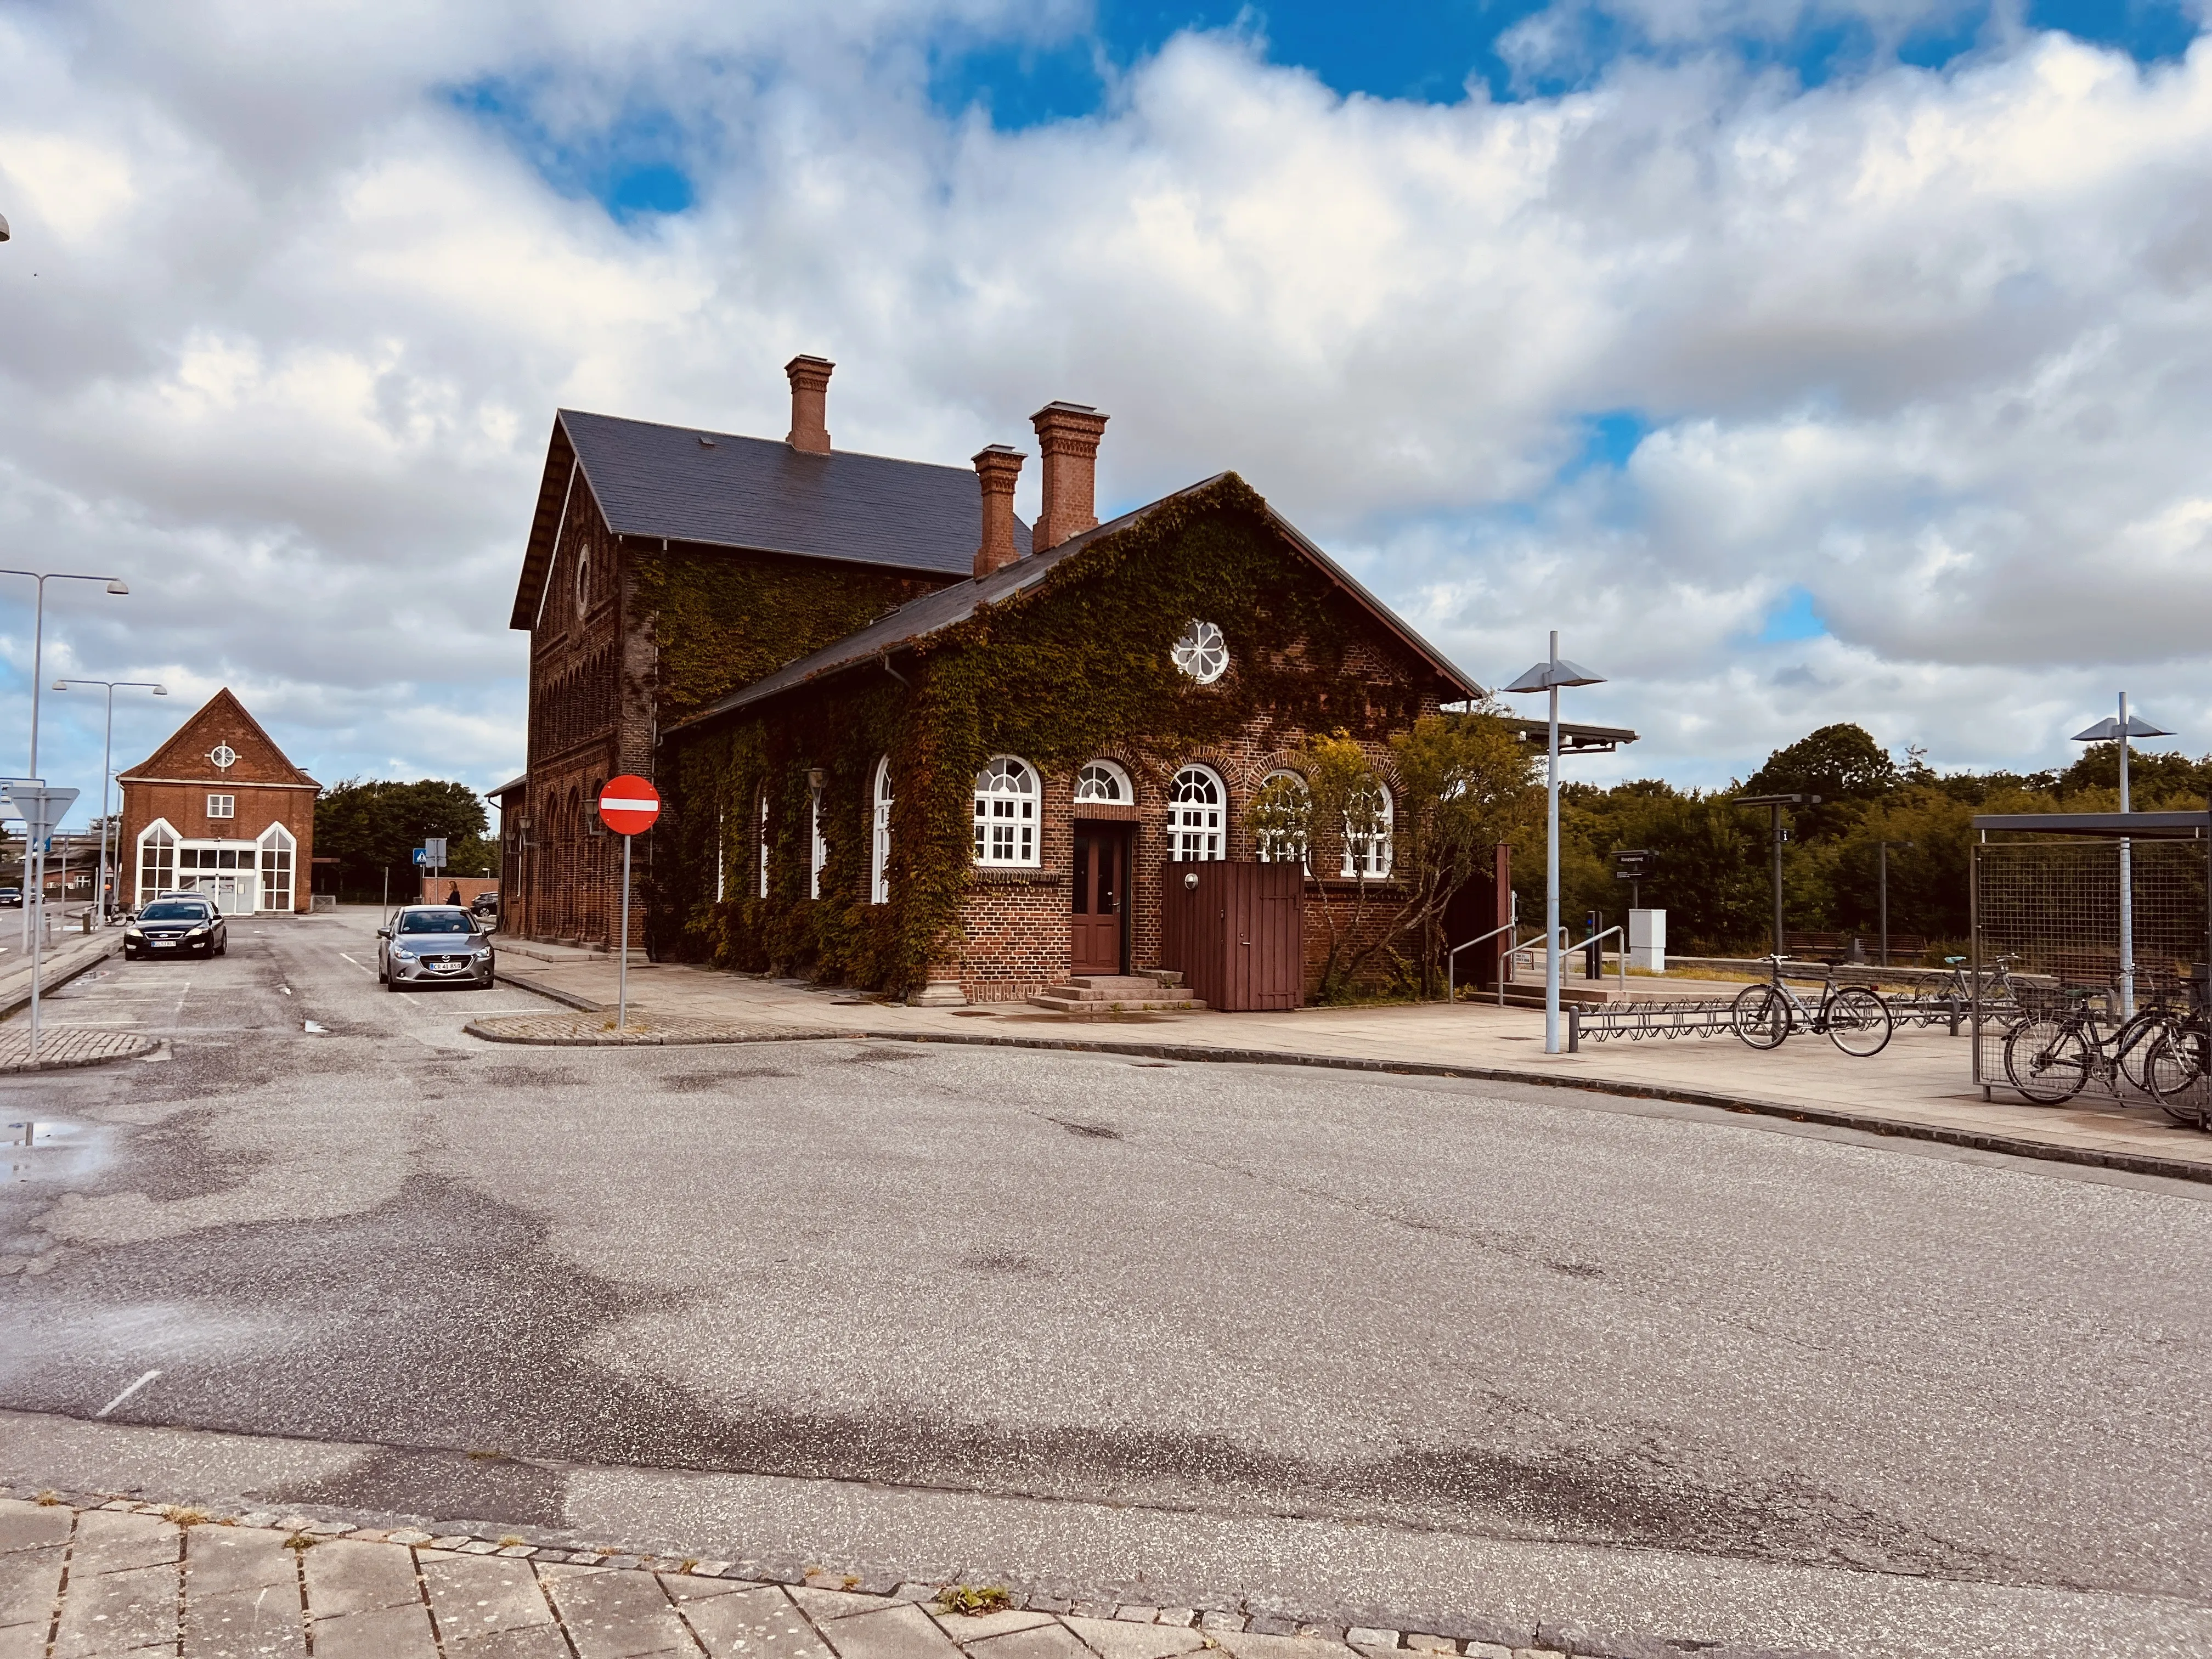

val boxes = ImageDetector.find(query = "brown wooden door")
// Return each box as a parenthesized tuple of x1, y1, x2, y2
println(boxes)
(1071, 826, 1126, 975)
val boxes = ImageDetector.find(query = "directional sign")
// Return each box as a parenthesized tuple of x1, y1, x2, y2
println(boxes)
(598, 775, 661, 836)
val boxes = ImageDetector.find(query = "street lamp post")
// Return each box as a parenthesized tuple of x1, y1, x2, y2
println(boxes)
(1733, 793, 1821, 959)
(0, 570, 128, 943)
(2073, 695, 2172, 1019)
(1504, 631, 1606, 1056)
(52, 679, 166, 921)
(1877, 839, 1914, 967)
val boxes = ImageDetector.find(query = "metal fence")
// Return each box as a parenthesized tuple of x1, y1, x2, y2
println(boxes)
(1972, 837, 2209, 1116)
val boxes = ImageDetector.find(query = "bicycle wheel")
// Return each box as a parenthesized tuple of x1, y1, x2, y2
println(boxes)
(2004, 1017, 2090, 1104)
(2147, 1030, 2207, 1128)
(2117, 1011, 2177, 1096)
(1825, 986, 1893, 1057)
(1733, 983, 1790, 1049)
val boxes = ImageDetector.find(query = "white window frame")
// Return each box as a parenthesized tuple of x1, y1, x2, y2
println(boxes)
(256, 822, 296, 912)
(135, 819, 178, 907)
(206, 794, 235, 820)
(758, 794, 770, 898)
(972, 755, 1040, 867)
(1254, 770, 1311, 869)
(715, 805, 726, 901)
(810, 782, 826, 899)
(1167, 764, 1227, 862)
(1341, 780, 1395, 878)
(870, 757, 894, 905)
(1074, 759, 1132, 805)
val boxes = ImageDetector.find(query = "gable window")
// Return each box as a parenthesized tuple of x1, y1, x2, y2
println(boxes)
(257, 823, 295, 912)
(206, 794, 235, 820)
(1168, 765, 1226, 861)
(870, 758, 894, 905)
(136, 820, 178, 907)
(1074, 760, 1132, 804)
(1252, 771, 1311, 868)
(1172, 620, 1229, 685)
(973, 756, 1039, 867)
(1341, 780, 1395, 878)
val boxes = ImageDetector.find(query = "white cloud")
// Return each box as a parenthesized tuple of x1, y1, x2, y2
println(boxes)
(0, 3, 2207, 821)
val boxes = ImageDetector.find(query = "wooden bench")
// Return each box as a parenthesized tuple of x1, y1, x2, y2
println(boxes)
(1875, 934, 1928, 964)
(1783, 931, 1850, 963)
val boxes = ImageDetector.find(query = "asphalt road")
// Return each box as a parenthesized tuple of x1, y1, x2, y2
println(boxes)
(1, 910, 2208, 1657)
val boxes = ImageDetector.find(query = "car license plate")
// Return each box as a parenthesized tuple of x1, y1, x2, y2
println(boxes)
(152, 941, 176, 949)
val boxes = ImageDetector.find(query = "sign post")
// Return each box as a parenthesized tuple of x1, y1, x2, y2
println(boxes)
(596, 776, 661, 1030)
(12, 786, 77, 1065)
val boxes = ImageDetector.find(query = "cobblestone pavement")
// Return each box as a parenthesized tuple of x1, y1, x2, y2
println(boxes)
(0, 1028, 153, 1073)
(0, 1495, 1810, 1659)
(467, 1012, 860, 1047)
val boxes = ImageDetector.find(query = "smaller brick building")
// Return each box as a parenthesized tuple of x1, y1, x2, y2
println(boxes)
(117, 689, 317, 913)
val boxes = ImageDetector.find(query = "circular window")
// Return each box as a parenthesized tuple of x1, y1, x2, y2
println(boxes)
(207, 744, 236, 771)
(574, 550, 591, 618)
(1172, 620, 1228, 685)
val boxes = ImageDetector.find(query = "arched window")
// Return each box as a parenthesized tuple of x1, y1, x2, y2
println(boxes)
(1167, 765, 1226, 861)
(1251, 771, 1311, 868)
(758, 793, 770, 898)
(1341, 779, 1395, 878)
(973, 756, 1040, 866)
(1074, 760, 1132, 804)
(809, 777, 826, 899)
(870, 758, 894, 905)
(135, 820, 177, 907)
(256, 823, 296, 913)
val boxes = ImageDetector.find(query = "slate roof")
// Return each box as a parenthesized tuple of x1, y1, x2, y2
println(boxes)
(509, 410, 1029, 629)
(669, 474, 1485, 732)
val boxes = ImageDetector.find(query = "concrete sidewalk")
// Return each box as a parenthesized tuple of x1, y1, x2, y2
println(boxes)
(0, 1492, 1693, 1659)
(482, 945, 2212, 1183)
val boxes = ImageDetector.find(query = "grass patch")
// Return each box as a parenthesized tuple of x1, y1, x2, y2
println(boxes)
(936, 1585, 1014, 1616)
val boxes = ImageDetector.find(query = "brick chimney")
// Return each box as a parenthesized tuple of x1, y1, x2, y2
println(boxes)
(972, 445, 1026, 579)
(785, 355, 834, 453)
(1030, 401, 1109, 552)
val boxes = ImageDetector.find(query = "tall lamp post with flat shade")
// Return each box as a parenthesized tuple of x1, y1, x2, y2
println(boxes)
(1504, 631, 1606, 1056)
(2073, 694, 2172, 1019)
(1, 570, 128, 943)
(53, 678, 166, 919)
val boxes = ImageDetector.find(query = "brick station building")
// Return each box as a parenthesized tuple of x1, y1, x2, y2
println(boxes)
(506, 358, 1503, 1002)
(117, 688, 315, 913)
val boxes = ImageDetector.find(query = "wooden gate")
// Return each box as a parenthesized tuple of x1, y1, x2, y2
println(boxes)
(1159, 861, 1304, 1011)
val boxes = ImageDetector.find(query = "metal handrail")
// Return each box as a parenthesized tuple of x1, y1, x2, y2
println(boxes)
(1568, 923, 1629, 996)
(1446, 894, 1518, 1004)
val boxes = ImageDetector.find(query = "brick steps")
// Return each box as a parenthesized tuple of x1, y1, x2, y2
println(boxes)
(1028, 973, 1206, 1017)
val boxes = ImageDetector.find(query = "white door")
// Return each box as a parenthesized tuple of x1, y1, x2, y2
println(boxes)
(209, 872, 258, 913)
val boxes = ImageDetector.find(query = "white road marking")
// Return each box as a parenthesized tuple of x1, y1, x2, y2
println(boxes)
(303, 1020, 324, 1034)
(94, 1369, 161, 1418)
(337, 953, 374, 974)
(278, 986, 291, 996)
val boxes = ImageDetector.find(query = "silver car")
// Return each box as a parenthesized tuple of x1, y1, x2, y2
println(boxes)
(377, 905, 494, 991)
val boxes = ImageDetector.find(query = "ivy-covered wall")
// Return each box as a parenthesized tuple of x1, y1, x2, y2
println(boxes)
(630, 545, 943, 719)
(651, 474, 1460, 996)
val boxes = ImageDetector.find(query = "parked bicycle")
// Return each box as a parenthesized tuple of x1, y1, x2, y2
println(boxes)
(2002, 985, 2192, 1106)
(1938, 952, 2019, 1012)
(1733, 956, 1893, 1056)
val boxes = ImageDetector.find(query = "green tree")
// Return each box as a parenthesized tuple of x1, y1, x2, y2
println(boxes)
(315, 779, 494, 900)
(1249, 713, 1538, 1000)
(1742, 722, 1898, 837)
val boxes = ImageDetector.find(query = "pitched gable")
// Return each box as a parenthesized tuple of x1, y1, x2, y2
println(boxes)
(119, 689, 318, 790)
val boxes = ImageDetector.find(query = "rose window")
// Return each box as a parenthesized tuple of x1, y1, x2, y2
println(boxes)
(1171, 621, 1228, 685)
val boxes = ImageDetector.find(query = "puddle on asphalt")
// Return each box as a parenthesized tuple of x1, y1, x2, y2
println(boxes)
(5, 1118, 109, 1185)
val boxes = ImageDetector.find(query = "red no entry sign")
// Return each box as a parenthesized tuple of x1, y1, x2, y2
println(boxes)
(598, 775, 661, 836)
